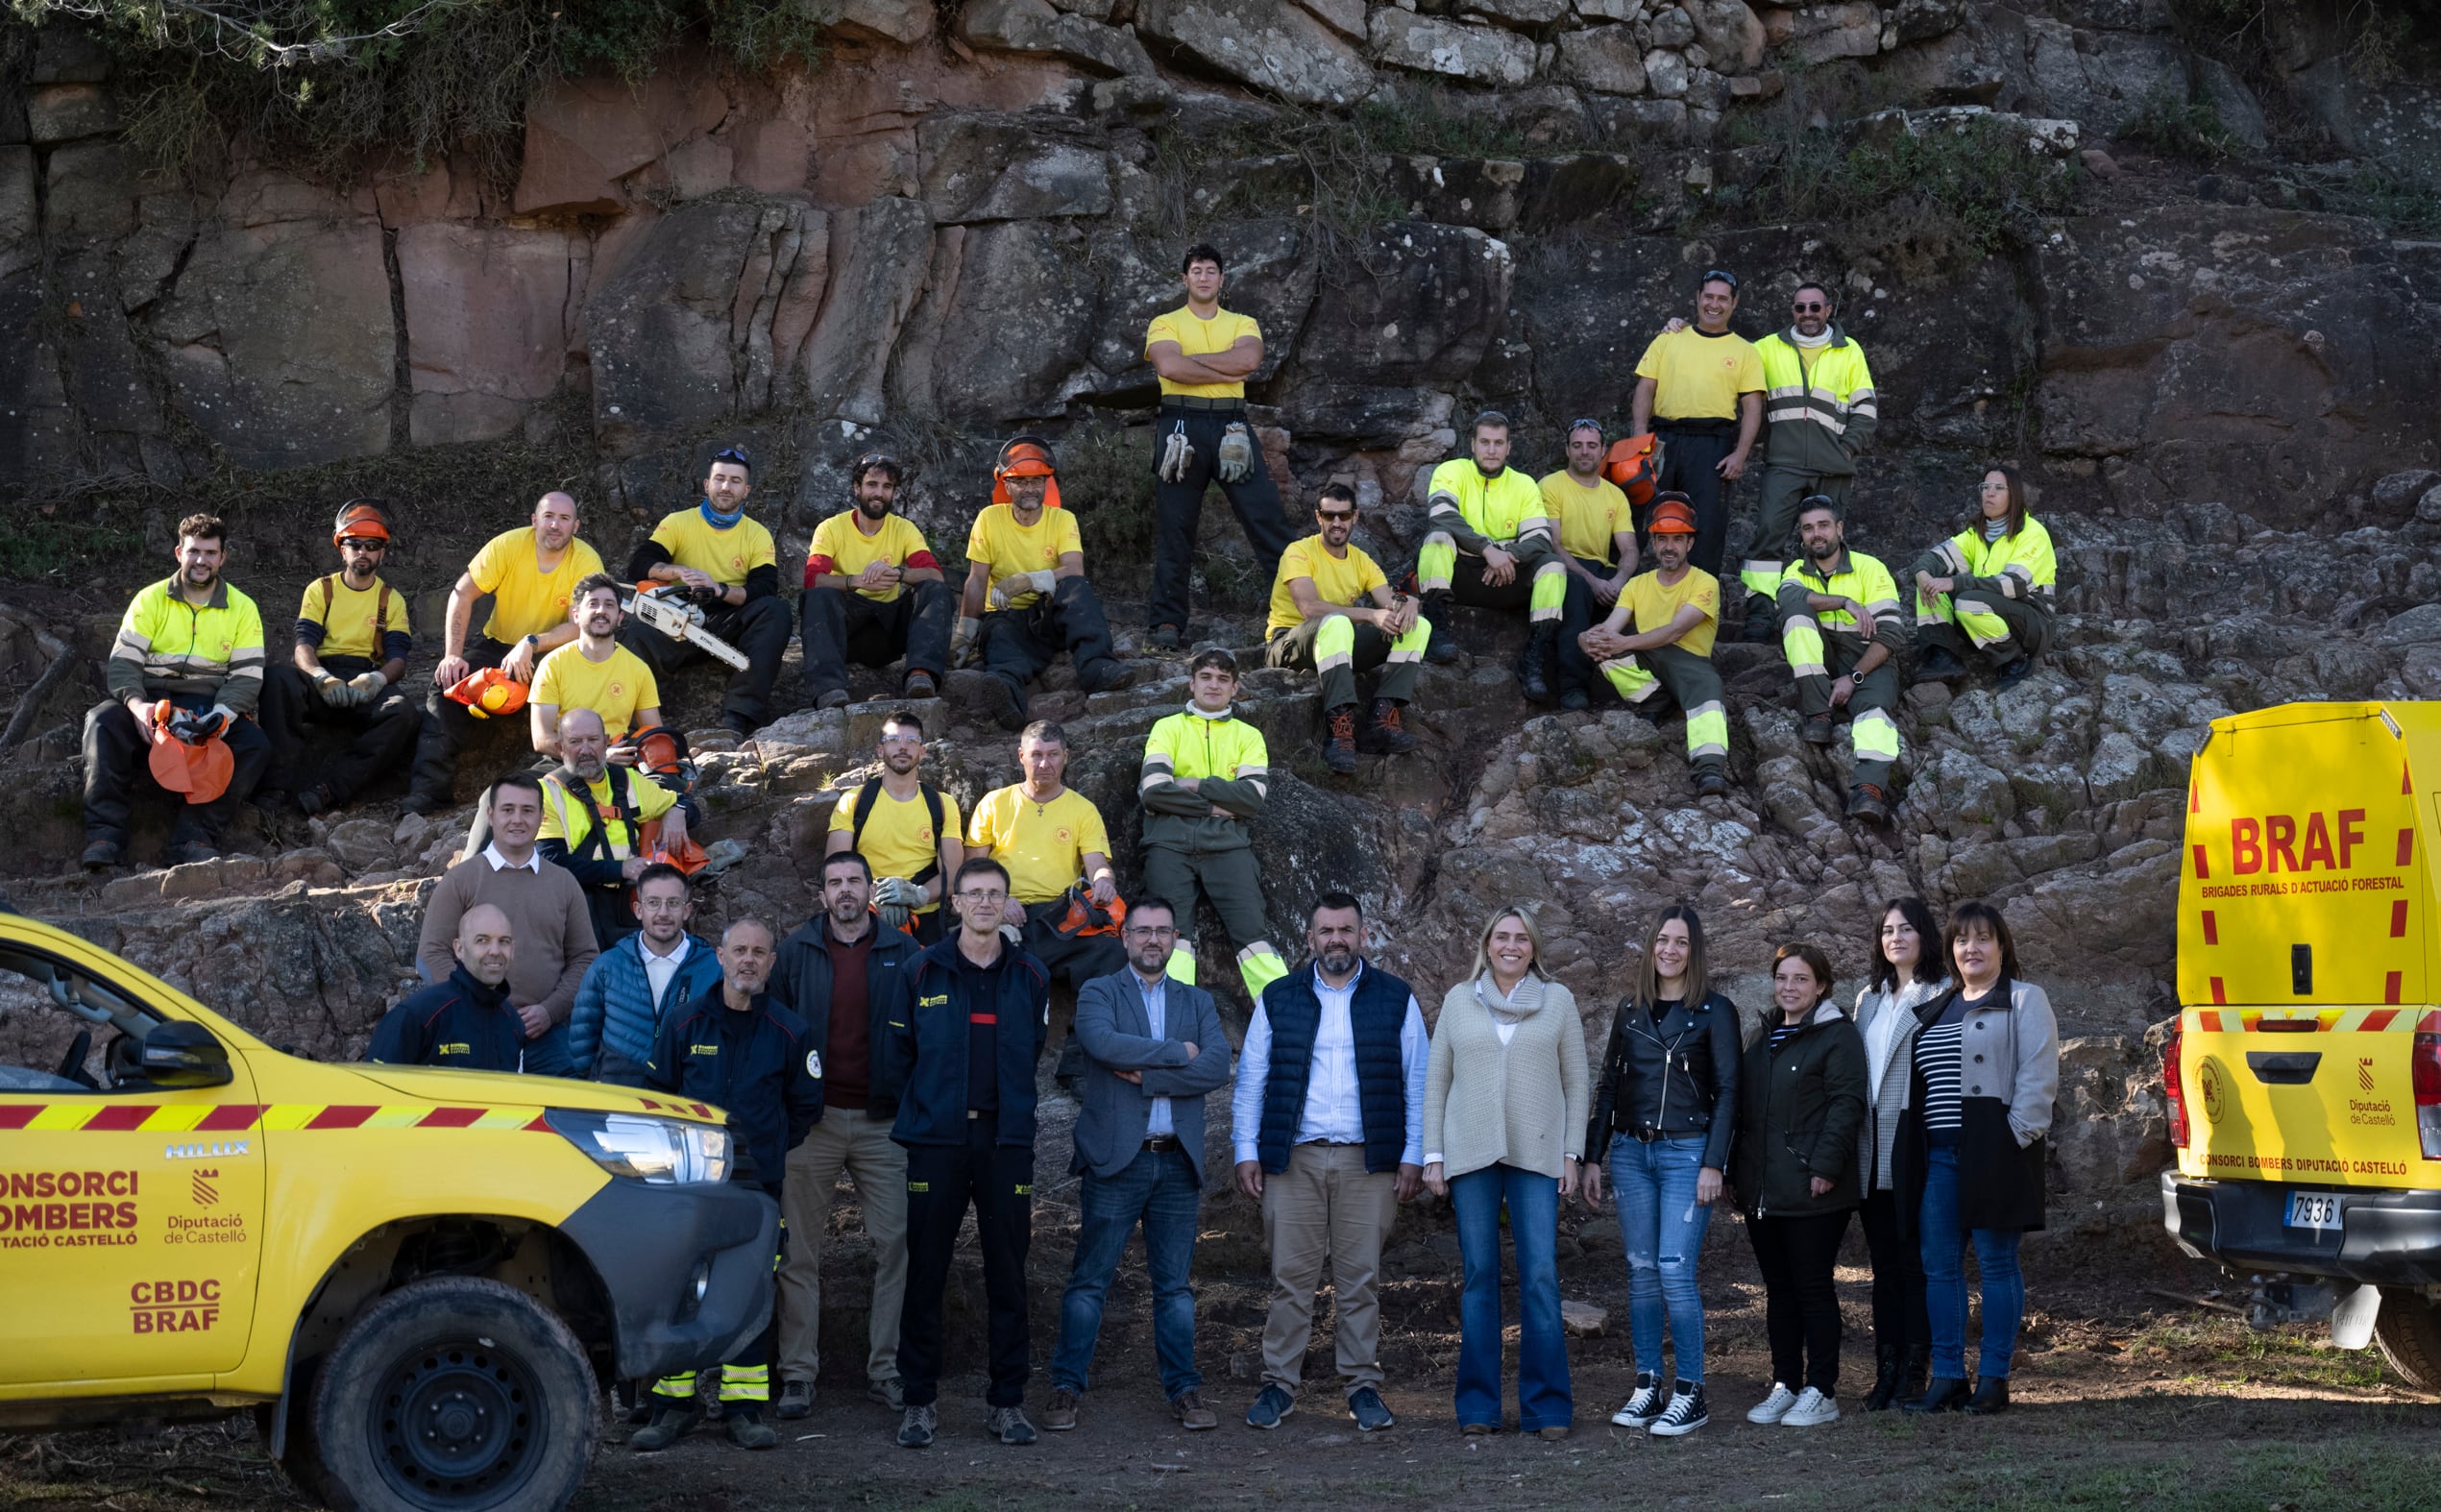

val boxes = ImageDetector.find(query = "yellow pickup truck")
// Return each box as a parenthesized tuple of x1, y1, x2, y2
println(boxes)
(2161, 701, 2441, 1389)
(0, 906, 777, 1511)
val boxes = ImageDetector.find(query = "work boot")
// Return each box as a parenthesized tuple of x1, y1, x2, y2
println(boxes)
(1745, 606, 1780, 645)
(1913, 646, 1968, 684)
(776, 1379, 814, 1420)
(295, 784, 334, 817)
(1362, 698, 1419, 754)
(1559, 688, 1590, 712)
(1518, 622, 1557, 703)
(902, 670, 938, 701)
(1148, 623, 1184, 651)
(1848, 783, 1892, 825)
(1995, 655, 2035, 691)
(1695, 768, 1731, 799)
(986, 674, 1028, 732)
(818, 688, 852, 711)
(1323, 706, 1359, 775)
(727, 1406, 779, 1449)
(1078, 658, 1137, 695)
(630, 1401, 704, 1451)
(1863, 1343, 1904, 1412)
(401, 789, 445, 817)
(1800, 714, 1835, 745)
(721, 711, 757, 736)
(80, 840, 124, 871)
(1421, 592, 1459, 665)
(162, 840, 217, 867)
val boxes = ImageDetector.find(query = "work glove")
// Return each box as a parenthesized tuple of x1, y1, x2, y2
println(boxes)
(953, 615, 982, 667)
(1157, 425, 1194, 483)
(873, 875, 924, 933)
(1216, 422, 1255, 483)
(310, 668, 358, 708)
(347, 670, 389, 702)
(988, 571, 1056, 611)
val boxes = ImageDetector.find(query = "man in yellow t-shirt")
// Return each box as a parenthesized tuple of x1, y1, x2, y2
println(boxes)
(262, 500, 420, 817)
(539, 706, 684, 949)
(1263, 482, 1431, 774)
(959, 437, 1132, 731)
(621, 444, 793, 736)
(530, 575, 668, 788)
(1141, 242, 1295, 650)
(801, 451, 953, 711)
(1629, 268, 1764, 580)
(1576, 495, 1730, 799)
(1541, 421, 1640, 713)
(826, 708, 964, 944)
(407, 490, 605, 814)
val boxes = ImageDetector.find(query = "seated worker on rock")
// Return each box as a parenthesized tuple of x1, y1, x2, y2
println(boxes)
(530, 574, 665, 768)
(259, 500, 418, 817)
(1775, 497, 1905, 826)
(1417, 410, 1569, 702)
(407, 491, 604, 814)
(82, 513, 271, 870)
(1262, 482, 1426, 774)
(539, 707, 687, 951)
(802, 451, 953, 708)
(1909, 465, 2056, 693)
(1576, 495, 1730, 799)
(958, 438, 1133, 731)
(622, 444, 793, 736)
(367, 903, 525, 1072)
(1138, 648, 1289, 1001)
(1545, 420, 1641, 712)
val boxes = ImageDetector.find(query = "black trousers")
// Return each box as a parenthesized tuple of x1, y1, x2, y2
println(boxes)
(898, 1115, 1035, 1408)
(799, 581, 954, 699)
(258, 655, 419, 804)
(978, 577, 1118, 716)
(1858, 1186, 1929, 1358)
(1150, 404, 1293, 632)
(622, 594, 793, 726)
(1556, 553, 1623, 701)
(1747, 1209, 1851, 1395)
(408, 635, 515, 807)
(83, 695, 272, 849)
(1651, 425, 1736, 579)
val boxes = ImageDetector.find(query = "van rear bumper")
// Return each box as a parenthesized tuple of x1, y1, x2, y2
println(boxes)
(2161, 1172, 2441, 1285)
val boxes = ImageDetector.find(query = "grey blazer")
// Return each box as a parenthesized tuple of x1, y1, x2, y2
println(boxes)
(1070, 967, 1233, 1185)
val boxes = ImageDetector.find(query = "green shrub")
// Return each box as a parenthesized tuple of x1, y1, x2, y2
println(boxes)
(2120, 87, 2238, 161)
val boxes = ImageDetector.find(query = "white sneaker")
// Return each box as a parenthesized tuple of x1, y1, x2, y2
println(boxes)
(1780, 1386, 1841, 1427)
(1610, 1374, 1665, 1428)
(1745, 1382, 1798, 1424)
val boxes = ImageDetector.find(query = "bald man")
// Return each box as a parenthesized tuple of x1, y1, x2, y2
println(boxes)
(368, 902, 528, 1071)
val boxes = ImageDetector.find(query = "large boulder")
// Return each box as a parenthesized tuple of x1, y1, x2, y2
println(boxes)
(958, 0, 1155, 75)
(1136, 0, 1376, 108)
(1279, 222, 1515, 433)
(891, 219, 1101, 422)
(1555, 26, 1648, 95)
(513, 67, 731, 216)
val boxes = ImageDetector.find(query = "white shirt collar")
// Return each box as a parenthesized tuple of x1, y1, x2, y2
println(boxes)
(640, 934, 690, 963)
(482, 842, 544, 874)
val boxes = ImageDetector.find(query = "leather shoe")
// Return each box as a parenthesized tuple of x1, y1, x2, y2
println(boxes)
(1903, 1376, 1972, 1414)
(1965, 1376, 2010, 1415)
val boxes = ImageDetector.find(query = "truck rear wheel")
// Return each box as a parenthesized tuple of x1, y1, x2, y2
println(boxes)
(2374, 1287, 2441, 1393)
(307, 1276, 598, 1512)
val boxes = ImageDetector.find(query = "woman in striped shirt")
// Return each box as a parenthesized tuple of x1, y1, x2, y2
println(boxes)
(1897, 901, 2060, 1417)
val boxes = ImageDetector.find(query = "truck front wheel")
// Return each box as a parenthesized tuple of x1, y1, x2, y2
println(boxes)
(306, 1276, 598, 1512)
(2374, 1286, 2441, 1393)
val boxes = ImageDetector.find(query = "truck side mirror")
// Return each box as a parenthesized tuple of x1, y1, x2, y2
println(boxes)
(141, 1020, 233, 1089)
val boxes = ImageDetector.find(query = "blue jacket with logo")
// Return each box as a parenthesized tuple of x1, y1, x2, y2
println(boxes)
(367, 965, 525, 1073)
(644, 987, 824, 1188)
(568, 931, 723, 1085)
(880, 936, 1050, 1149)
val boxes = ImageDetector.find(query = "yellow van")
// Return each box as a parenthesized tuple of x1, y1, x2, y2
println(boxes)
(0, 906, 776, 1510)
(2160, 701, 2441, 1388)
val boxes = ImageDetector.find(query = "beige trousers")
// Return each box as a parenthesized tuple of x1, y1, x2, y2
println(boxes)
(1259, 1141, 1400, 1396)
(777, 1114, 909, 1386)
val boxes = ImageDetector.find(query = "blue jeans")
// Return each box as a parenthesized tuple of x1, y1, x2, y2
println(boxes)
(1451, 1162, 1571, 1432)
(1919, 1146, 2026, 1379)
(1051, 1147, 1203, 1400)
(1608, 1134, 1715, 1383)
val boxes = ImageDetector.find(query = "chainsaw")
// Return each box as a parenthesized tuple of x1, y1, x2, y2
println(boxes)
(622, 582, 750, 671)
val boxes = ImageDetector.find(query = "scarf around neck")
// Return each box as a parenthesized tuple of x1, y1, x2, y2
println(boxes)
(1475, 972, 1544, 1026)
(698, 498, 745, 530)
(1787, 325, 1833, 349)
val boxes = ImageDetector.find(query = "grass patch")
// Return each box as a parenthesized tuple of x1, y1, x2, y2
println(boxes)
(2119, 86, 2239, 161)
(2321, 160, 2441, 236)
(2124, 1315, 2394, 1392)
(0, 508, 147, 583)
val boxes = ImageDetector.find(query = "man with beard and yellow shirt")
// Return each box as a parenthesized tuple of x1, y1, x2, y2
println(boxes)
(958, 439, 1132, 731)
(1576, 495, 1730, 799)
(623, 444, 793, 735)
(530, 574, 665, 758)
(802, 451, 953, 708)
(1541, 422, 1640, 712)
(1261, 483, 1428, 775)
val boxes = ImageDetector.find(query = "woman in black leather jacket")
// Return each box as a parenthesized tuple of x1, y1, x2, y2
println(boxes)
(1578, 905, 1741, 1437)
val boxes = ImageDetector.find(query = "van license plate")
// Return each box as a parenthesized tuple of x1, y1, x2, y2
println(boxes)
(2285, 1192, 2342, 1232)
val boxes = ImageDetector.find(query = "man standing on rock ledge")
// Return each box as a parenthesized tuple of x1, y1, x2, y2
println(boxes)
(1143, 242, 1294, 651)
(1632, 269, 1764, 581)
(802, 451, 953, 709)
(958, 438, 1134, 732)
(623, 444, 793, 735)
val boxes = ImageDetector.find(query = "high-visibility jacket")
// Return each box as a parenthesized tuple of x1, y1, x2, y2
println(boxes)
(1775, 549, 1906, 650)
(1424, 460, 1550, 551)
(1139, 708, 1269, 855)
(1912, 515, 2058, 611)
(1756, 327, 1876, 476)
(106, 576, 267, 714)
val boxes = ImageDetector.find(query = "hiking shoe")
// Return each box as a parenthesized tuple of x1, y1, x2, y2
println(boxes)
(988, 1405, 1038, 1445)
(162, 841, 217, 867)
(1323, 706, 1359, 775)
(1799, 714, 1835, 745)
(1994, 656, 2034, 692)
(295, 784, 335, 817)
(1172, 1391, 1218, 1430)
(902, 670, 938, 700)
(630, 1402, 703, 1451)
(1362, 697, 1419, 754)
(775, 1379, 813, 1420)
(987, 674, 1028, 731)
(401, 790, 445, 817)
(1695, 769, 1731, 799)
(1246, 1384, 1295, 1429)
(1559, 688, 1590, 712)
(896, 1403, 937, 1448)
(1745, 1382, 1798, 1424)
(1079, 658, 1136, 695)
(1149, 623, 1184, 651)
(727, 1406, 779, 1449)
(1780, 1386, 1840, 1427)
(1348, 1386, 1395, 1431)
(1610, 1372, 1665, 1428)
(79, 841, 124, 871)
(1648, 1382, 1708, 1437)
(1041, 1388, 1080, 1431)
(1847, 783, 1892, 825)
(1913, 646, 1968, 684)
(818, 688, 852, 711)
(867, 1378, 904, 1411)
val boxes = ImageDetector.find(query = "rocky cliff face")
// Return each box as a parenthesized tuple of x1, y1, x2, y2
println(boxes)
(0, 1, 2437, 1236)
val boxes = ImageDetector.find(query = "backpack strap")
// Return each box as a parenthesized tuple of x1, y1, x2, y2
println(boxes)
(850, 779, 948, 886)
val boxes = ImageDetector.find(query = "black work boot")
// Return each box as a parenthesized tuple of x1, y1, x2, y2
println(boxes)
(1518, 622, 1557, 703)
(1323, 705, 1359, 775)
(1421, 592, 1459, 664)
(1898, 1346, 1931, 1405)
(631, 1400, 704, 1451)
(1362, 698, 1419, 754)
(1913, 646, 1968, 684)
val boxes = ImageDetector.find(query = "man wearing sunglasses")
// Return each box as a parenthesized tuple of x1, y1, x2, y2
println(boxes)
(1739, 281, 1877, 643)
(1262, 482, 1428, 772)
(625, 444, 793, 735)
(1630, 269, 1764, 581)
(802, 451, 953, 708)
(259, 500, 420, 816)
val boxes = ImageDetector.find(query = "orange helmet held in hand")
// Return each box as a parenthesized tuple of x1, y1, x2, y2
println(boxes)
(147, 705, 235, 805)
(991, 436, 1064, 510)
(1053, 884, 1126, 939)
(1602, 434, 1664, 507)
(445, 666, 528, 719)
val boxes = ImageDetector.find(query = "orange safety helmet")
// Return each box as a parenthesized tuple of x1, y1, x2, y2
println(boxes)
(626, 724, 696, 795)
(990, 435, 1063, 510)
(147, 707, 234, 805)
(1647, 494, 1700, 536)
(332, 499, 393, 546)
(1601, 434, 1665, 507)
(639, 822, 709, 876)
(445, 666, 529, 719)
(1053, 884, 1126, 939)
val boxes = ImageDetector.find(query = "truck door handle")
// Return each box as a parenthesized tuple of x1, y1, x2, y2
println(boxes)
(2244, 1051, 2321, 1085)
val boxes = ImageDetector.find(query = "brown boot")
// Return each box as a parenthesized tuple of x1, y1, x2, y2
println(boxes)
(1362, 698, 1419, 754)
(1323, 705, 1358, 775)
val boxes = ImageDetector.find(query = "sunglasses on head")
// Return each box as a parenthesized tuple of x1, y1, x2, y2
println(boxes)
(711, 445, 752, 471)
(1568, 418, 1603, 437)
(1701, 268, 1739, 291)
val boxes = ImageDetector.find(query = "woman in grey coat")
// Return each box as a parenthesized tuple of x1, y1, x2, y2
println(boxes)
(1852, 896, 1947, 1409)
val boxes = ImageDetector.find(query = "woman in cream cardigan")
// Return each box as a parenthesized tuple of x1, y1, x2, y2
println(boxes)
(1423, 905, 1591, 1439)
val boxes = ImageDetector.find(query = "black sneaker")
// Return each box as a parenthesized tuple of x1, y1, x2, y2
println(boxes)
(988, 1404, 1038, 1445)
(1610, 1372, 1665, 1428)
(896, 1403, 938, 1448)
(775, 1379, 814, 1420)
(1348, 1385, 1395, 1431)
(1647, 1381, 1708, 1437)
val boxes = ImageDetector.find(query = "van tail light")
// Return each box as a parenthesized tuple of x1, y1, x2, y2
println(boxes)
(2164, 1025, 2190, 1149)
(2414, 1034, 2441, 1161)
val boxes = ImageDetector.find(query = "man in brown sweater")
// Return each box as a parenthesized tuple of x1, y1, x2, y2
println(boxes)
(416, 770, 599, 1076)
